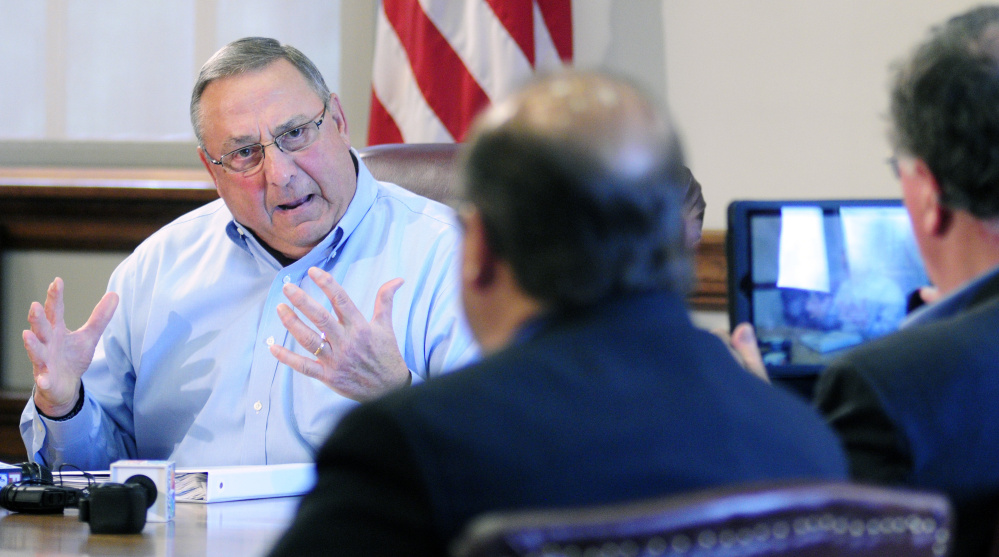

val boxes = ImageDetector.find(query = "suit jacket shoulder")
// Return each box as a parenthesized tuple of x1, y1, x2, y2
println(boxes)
(271, 292, 848, 557)
(814, 296, 999, 556)
(267, 403, 439, 556)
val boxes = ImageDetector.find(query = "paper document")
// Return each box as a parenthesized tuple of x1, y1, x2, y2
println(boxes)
(50, 470, 110, 489)
(777, 206, 830, 292)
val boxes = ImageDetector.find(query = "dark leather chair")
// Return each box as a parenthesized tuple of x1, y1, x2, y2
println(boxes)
(357, 143, 706, 244)
(450, 482, 953, 557)
(358, 143, 461, 204)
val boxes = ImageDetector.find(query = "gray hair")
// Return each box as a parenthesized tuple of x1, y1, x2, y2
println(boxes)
(890, 5, 999, 218)
(190, 37, 331, 145)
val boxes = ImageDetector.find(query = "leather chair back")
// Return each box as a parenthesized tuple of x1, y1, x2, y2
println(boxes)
(358, 143, 460, 204)
(451, 482, 953, 557)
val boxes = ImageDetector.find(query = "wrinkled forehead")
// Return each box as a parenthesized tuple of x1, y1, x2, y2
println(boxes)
(198, 60, 324, 148)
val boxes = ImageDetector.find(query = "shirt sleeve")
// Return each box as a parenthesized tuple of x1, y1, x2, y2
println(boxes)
(19, 383, 133, 470)
(813, 363, 913, 484)
(420, 273, 479, 382)
(407, 220, 480, 382)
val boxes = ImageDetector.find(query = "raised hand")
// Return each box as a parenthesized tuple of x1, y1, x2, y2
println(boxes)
(727, 323, 770, 382)
(23, 278, 119, 417)
(271, 267, 410, 402)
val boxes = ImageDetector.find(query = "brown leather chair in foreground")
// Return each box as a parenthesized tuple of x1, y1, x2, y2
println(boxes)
(450, 482, 952, 557)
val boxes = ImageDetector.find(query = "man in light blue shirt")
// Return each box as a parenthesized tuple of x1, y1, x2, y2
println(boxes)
(19, 37, 477, 469)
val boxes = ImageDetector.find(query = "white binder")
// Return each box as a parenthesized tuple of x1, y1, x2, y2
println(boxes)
(174, 463, 316, 503)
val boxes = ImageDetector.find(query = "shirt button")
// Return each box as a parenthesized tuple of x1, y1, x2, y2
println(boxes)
(266, 336, 275, 346)
(253, 401, 262, 412)
(282, 275, 292, 284)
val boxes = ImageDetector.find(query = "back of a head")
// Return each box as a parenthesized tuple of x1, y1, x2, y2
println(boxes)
(461, 71, 692, 309)
(890, 5, 999, 219)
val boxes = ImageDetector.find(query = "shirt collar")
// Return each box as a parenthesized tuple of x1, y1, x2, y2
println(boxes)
(903, 263, 999, 327)
(333, 148, 378, 250)
(224, 148, 376, 269)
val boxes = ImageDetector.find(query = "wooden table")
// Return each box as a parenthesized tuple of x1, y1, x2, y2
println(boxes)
(0, 496, 300, 556)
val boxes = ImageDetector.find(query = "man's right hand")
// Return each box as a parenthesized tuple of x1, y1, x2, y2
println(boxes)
(23, 278, 119, 418)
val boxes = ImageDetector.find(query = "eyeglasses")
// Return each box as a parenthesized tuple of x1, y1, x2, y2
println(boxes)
(206, 106, 327, 173)
(887, 156, 901, 179)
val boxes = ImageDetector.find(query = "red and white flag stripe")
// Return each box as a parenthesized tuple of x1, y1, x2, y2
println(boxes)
(368, 0, 572, 145)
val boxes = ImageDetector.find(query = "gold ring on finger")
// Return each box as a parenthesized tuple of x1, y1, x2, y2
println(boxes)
(313, 331, 326, 357)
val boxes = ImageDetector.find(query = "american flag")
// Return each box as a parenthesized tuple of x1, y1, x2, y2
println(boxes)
(368, 0, 573, 145)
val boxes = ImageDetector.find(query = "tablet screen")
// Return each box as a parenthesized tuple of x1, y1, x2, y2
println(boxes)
(727, 200, 929, 376)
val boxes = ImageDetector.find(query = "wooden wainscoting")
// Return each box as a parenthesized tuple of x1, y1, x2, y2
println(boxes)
(0, 392, 28, 462)
(692, 230, 726, 311)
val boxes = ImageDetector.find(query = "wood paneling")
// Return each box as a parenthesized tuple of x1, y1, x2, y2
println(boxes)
(0, 392, 28, 462)
(692, 230, 727, 311)
(0, 168, 217, 250)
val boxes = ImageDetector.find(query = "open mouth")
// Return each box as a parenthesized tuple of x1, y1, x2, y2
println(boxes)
(277, 194, 314, 211)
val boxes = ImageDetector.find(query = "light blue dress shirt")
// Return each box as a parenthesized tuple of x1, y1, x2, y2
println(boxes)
(20, 154, 478, 469)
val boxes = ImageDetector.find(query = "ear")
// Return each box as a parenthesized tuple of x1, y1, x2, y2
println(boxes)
(909, 159, 953, 237)
(327, 93, 350, 147)
(197, 146, 221, 194)
(461, 209, 499, 290)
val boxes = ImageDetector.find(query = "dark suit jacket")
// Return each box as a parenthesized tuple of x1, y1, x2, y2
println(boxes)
(815, 272, 999, 556)
(269, 292, 848, 557)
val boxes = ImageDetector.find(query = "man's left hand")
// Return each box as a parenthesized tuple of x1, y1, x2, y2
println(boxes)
(271, 267, 410, 402)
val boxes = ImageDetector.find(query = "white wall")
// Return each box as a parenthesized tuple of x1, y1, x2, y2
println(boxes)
(0, 0, 342, 142)
(662, 0, 986, 230)
(346, 0, 992, 231)
(3, 0, 985, 203)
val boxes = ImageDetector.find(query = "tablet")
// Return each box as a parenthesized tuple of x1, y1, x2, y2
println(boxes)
(726, 199, 929, 377)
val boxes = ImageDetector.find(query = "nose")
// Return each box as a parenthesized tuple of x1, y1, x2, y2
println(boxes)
(261, 141, 297, 187)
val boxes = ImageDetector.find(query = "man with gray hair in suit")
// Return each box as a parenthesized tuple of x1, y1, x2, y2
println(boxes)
(733, 6, 999, 554)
